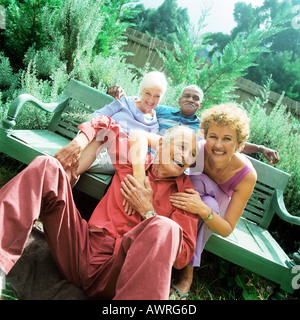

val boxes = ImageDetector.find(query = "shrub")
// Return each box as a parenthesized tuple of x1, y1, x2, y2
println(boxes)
(244, 78, 300, 217)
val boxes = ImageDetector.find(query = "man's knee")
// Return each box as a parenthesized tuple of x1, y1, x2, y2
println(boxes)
(31, 155, 61, 169)
(145, 216, 182, 250)
(124, 215, 182, 250)
(151, 215, 181, 234)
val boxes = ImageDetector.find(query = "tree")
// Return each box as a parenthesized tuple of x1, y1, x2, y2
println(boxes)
(94, 0, 139, 57)
(129, 0, 191, 44)
(0, 0, 62, 70)
(204, 0, 300, 102)
(157, 7, 289, 109)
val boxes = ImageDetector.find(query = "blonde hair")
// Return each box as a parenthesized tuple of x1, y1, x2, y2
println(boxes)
(139, 71, 167, 97)
(200, 103, 250, 152)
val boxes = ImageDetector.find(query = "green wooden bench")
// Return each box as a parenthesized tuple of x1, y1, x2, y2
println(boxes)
(0, 79, 114, 200)
(205, 155, 300, 294)
(0, 79, 299, 296)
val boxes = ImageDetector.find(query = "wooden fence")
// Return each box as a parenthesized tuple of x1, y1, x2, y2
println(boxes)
(122, 28, 300, 119)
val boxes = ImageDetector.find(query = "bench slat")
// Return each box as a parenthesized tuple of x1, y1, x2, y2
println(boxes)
(64, 79, 114, 110)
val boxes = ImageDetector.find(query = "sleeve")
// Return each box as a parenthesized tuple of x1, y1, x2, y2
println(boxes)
(90, 98, 122, 118)
(169, 178, 198, 270)
(78, 115, 131, 168)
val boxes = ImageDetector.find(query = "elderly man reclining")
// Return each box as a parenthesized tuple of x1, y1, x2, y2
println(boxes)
(0, 115, 199, 300)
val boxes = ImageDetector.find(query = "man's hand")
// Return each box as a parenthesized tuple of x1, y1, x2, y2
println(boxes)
(107, 85, 126, 100)
(121, 175, 154, 218)
(260, 146, 280, 165)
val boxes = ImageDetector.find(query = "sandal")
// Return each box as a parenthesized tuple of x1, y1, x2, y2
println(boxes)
(169, 282, 189, 300)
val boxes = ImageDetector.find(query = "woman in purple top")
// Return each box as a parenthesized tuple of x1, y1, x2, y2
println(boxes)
(128, 103, 257, 300)
(168, 104, 257, 299)
(89, 71, 167, 173)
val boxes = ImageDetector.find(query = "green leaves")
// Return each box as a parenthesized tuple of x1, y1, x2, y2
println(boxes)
(157, 5, 291, 110)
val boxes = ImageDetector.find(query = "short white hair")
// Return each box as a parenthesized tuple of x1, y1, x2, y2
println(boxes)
(163, 126, 198, 152)
(180, 85, 204, 102)
(139, 71, 168, 96)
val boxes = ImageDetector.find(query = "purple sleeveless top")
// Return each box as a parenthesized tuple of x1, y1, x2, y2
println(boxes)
(218, 158, 252, 197)
(188, 142, 254, 267)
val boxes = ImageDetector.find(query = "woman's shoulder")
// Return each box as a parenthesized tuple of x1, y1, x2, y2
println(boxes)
(234, 153, 257, 185)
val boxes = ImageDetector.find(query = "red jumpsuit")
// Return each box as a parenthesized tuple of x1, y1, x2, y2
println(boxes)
(0, 116, 197, 299)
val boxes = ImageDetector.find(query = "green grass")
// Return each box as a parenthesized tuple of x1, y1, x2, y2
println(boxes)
(1, 283, 18, 300)
(189, 251, 276, 300)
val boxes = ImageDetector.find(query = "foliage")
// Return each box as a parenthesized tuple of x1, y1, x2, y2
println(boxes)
(1, 283, 18, 300)
(205, 0, 300, 102)
(244, 77, 300, 217)
(127, 0, 191, 44)
(0, 0, 136, 76)
(94, 0, 139, 57)
(0, 0, 137, 108)
(41, 0, 104, 74)
(158, 5, 290, 110)
(0, 55, 20, 101)
(0, 0, 62, 70)
(155, 5, 210, 85)
(190, 252, 275, 300)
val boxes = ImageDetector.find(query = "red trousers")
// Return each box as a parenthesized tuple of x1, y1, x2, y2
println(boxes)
(0, 156, 183, 300)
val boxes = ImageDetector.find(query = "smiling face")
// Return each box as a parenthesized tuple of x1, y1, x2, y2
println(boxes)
(139, 87, 163, 114)
(154, 127, 198, 179)
(205, 125, 240, 166)
(179, 88, 203, 117)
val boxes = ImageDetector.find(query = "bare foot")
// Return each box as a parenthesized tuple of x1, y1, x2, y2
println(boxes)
(169, 279, 192, 300)
(169, 265, 193, 300)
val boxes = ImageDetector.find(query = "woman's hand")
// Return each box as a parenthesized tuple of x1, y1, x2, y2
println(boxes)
(170, 189, 207, 216)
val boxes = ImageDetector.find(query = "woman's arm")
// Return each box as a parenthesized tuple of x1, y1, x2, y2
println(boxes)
(129, 131, 161, 185)
(91, 97, 122, 118)
(170, 168, 257, 237)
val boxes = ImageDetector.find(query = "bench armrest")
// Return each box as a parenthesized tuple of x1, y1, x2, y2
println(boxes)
(2, 94, 69, 130)
(272, 189, 300, 226)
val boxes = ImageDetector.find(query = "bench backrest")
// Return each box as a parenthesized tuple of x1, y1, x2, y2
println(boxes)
(243, 156, 290, 229)
(48, 79, 114, 139)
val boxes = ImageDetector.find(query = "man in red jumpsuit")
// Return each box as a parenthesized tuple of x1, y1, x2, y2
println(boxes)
(0, 115, 198, 300)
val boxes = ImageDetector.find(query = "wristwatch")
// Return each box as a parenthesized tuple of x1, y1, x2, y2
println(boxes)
(143, 210, 157, 220)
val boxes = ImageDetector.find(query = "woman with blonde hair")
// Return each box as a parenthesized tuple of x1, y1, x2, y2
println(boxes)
(128, 103, 257, 299)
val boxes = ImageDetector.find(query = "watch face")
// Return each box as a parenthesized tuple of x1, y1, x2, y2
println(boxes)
(144, 210, 156, 219)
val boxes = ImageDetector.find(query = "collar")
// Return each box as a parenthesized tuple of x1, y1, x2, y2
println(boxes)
(145, 153, 187, 191)
(171, 109, 198, 121)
